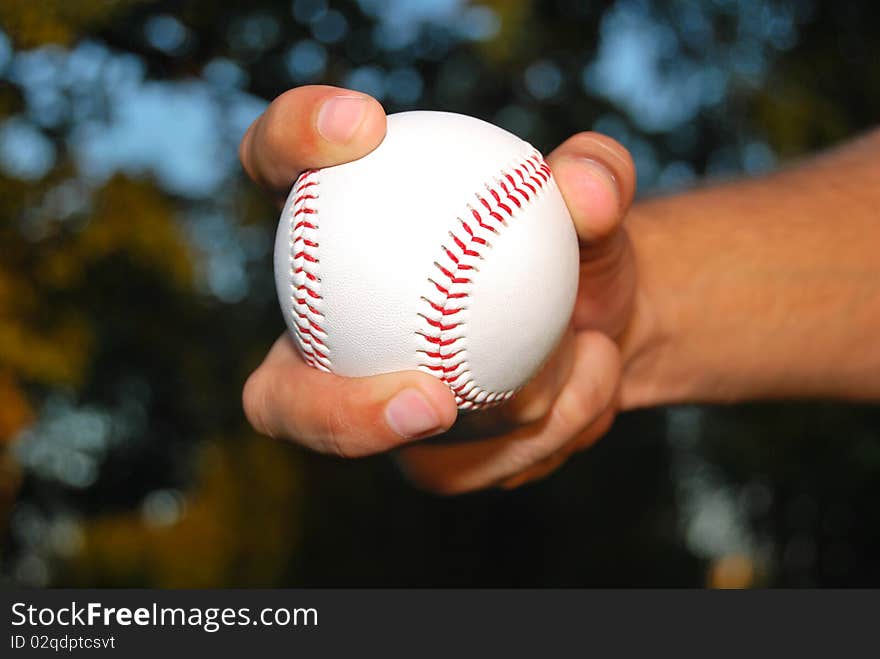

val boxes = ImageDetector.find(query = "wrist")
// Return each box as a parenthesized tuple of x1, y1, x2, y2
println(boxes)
(616, 205, 682, 410)
(616, 195, 746, 410)
(616, 145, 880, 408)
(617, 290, 672, 411)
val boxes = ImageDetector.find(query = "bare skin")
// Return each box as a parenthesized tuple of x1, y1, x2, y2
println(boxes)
(621, 131, 880, 407)
(240, 85, 880, 494)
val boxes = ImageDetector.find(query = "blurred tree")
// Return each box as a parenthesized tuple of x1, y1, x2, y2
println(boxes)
(59, 436, 303, 587)
(0, 0, 147, 48)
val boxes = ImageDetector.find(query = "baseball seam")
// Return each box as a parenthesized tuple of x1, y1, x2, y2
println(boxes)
(288, 169, 331, 371)
(416, 149, 553, 410)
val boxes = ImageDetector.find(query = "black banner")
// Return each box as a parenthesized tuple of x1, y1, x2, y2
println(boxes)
(1, 589, 876, 656)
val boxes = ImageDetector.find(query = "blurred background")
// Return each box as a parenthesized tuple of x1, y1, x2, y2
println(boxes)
(1, 0, 879, 588)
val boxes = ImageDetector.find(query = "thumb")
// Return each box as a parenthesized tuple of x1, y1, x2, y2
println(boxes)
(546, 132, 638, 337)
(546, 131, 636, 244)
(239, 85, 387, 200)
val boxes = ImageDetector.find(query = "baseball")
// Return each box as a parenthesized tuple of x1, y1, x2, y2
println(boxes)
(274, 111, 579, 410)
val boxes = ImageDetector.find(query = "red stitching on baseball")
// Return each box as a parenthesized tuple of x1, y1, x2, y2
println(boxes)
(416, 150, 551, 409)
(434, 262, 471, 284)
(478, 195, 507, 225)
(450, 234, 481, 257)
(289, 169, 330, 371)
(521, 159, 547, 187)
(422, 361, 466, 374)
(417, 348, 464, 360)
(504, 173, 531, 202)
(421, 316, 460, 331)
(469, 207, 498, 233)
(294, 310, 325, 334)
(515, 168, 537, 195)
(488, 188, 513, 216)
(443, 246, 460, 265)
(459, 220, 489, 245)
(428, 279, 468, 299)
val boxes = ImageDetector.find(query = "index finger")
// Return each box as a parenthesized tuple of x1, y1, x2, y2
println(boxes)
(239, 85, 387, 198)
(243, 335, 458, 458)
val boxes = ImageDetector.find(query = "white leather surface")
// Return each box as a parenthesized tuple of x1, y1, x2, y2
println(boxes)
(275, 111, 579, 408)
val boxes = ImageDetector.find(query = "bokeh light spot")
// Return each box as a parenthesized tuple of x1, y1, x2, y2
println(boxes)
(311, 9, 349, 44)
(344, 65, 386, 100)
(386, 67, 423, 105)
(524, 60, 563, 100)
(0, 118, 56, 180)
(293, 0, 328, 24)
(144, 15, 191, 55)
(286, 40, 328, 82)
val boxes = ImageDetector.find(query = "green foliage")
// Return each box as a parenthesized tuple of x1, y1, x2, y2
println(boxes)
(0, 0, 148, 48)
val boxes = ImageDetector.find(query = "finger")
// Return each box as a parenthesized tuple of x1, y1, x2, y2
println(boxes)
(497, 451, 569, 490)
(546, 132, 637, 245)
(422, 327, 575, 441)
(566, 387, 619, 452)
(243, 335, 457, 457)
(547, 134, 638, 336)
(501, 325, 576, 425)
(498, 396, 619, 490)
(395, 331, 620, 495)
(239, 85, 386, 197)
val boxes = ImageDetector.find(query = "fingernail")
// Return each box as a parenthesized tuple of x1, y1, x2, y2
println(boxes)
(578, 157, 619, 202)
(385, 388, 444, 440)
(317, 96, 368, 144)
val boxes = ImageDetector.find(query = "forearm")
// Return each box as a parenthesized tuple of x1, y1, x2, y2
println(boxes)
(621, 129, 880, 409)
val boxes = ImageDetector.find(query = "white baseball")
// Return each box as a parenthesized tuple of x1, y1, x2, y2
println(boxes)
(274, 111, 579, 410)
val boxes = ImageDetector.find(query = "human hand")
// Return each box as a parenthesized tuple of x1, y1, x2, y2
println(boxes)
(240, 85, 637, 493)
(395, 131, 637, 492)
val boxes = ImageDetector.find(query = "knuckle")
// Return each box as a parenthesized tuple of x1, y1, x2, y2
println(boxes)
(261, 107, 290, 151)
(565, 131, 611, 152)
(273, 88, 299, 107)
(499, 455, 565, 491)
(552, 382, 601, 431)
(572, 406, 618, 452)
(563, 132, 635, 178)
(238, 125, 254, 168)
(574, 130, 628, 155)
(505, 442, 544, 475)
(416, 477, 468, 497)
(267, 89, 305, 124)
(507, 390, 555, 425)
(242, 370, 272, 437)
(318, 404, 358, 458)
(315, 380, 392, 459)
